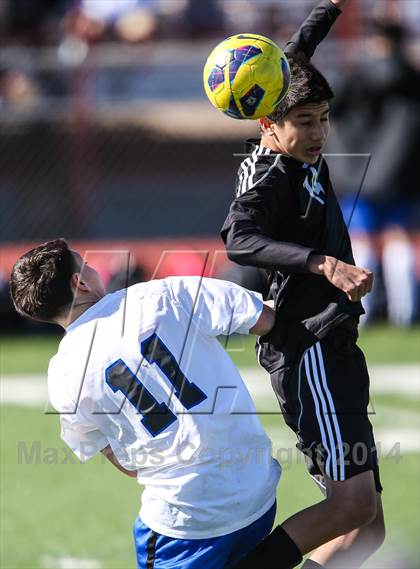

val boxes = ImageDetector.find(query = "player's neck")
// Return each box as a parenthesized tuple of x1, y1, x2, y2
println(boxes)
(55, 297, 103, 329)
(260, 133, 290, 156)
(260, 133, 279, 153)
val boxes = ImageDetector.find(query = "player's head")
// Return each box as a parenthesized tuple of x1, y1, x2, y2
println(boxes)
(368, 17, 405, 55)
(10, 238, 106, 324)
(259, 55, 334, 164)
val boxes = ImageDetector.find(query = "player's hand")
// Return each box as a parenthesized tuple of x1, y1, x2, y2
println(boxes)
(329, 0, 349, 9)
(308, 254, 373, 302)
(250, 302, 276, 336)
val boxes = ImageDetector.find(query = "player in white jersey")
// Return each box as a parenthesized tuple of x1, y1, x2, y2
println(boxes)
(10, 239, 280, 568)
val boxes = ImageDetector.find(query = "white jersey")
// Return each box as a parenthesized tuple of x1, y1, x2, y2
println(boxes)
(48, 277, 280, 539)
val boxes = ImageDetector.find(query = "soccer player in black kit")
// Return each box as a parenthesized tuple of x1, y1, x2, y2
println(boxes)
(223, 1, 386, 568)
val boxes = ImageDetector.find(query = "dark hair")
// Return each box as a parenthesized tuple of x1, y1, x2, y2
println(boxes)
(10, 238, 77, 321)
(370, 18, 404, 45)
(268, 54, 334, 123)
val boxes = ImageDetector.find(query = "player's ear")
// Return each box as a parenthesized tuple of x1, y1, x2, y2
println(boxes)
(259, 117, 275, 136)
(71, 273, 90, 292)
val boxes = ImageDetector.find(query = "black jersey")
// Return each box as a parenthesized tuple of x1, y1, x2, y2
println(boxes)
(221, 0, 364, 372)
(222, 142, 364, 324)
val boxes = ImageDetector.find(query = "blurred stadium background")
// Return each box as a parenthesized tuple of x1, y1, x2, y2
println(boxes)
(0, 1, 419, 568)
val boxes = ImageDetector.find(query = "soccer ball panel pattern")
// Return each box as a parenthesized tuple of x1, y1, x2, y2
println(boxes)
(203, 33, 291, 120)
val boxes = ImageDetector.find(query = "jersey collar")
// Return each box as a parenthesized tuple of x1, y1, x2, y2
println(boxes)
(244, 138, 315, 169)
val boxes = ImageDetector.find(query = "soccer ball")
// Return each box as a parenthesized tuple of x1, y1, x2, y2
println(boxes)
(203, 33, 290, 120)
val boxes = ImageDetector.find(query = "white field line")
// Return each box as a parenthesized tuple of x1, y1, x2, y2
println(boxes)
(42, 555, 102, 569)
(1, 364, 418, 409)
(0, 377, 49, 406)
(241, 364, 420, 400)
(1, 365, 418, 455)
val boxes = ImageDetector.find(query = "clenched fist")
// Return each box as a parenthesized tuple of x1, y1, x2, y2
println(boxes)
(308, 254, 373, 302)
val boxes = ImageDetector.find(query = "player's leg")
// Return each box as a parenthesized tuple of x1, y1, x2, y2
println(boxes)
(281, 469, 379, 554)
(381, 227, 416, 326)
(232, 468, 381, 569)
(380, 199, 417, 327)
(308, 492, 385, 568)
(283, 333, 384, 559)
(233, 331, 384, 569)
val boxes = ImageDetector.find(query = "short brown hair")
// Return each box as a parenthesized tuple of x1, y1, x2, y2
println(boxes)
(268, 54, 334, 123)
(10, 238, 77, 321)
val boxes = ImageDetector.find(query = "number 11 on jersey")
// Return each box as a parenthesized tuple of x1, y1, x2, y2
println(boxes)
(106, 333, 207, 437)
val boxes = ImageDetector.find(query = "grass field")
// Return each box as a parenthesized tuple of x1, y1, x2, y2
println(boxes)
(1, 326, 419, 569)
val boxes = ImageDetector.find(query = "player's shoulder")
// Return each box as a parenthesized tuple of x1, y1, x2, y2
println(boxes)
(162, 275, 205, 305)
(126, 279, 169, 300)
(236, 138, 287, 197)
(125, 276, 203, 310)
(163, 276, 240, 306)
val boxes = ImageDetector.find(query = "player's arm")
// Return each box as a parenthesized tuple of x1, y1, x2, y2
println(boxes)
(100, 445, 137, 478)
(330, 0, 349, 8)
(307, 253, 373, 302)
(223, 185, 373, 302)
(222, 183, 315, 274)
(173, 277, 275, 338)
(224, 223, 314, 273)
(284, 0, 345, 61)
(249, 301, 275, 336)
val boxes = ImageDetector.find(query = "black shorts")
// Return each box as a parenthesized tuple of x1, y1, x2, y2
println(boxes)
(270, 329, 382, 493)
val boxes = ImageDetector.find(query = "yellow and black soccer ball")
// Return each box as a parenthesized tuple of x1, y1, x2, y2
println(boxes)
(203, 33, 290, 120)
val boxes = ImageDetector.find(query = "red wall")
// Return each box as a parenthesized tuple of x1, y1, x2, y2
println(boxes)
(1, 237, 231, 284)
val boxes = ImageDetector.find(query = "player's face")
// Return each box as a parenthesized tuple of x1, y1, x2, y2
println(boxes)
(273, 101, 330, 164)
(71, 251, 106, 298)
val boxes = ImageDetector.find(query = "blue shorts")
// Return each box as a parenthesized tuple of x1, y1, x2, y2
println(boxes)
(133, 501, 276, 569)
